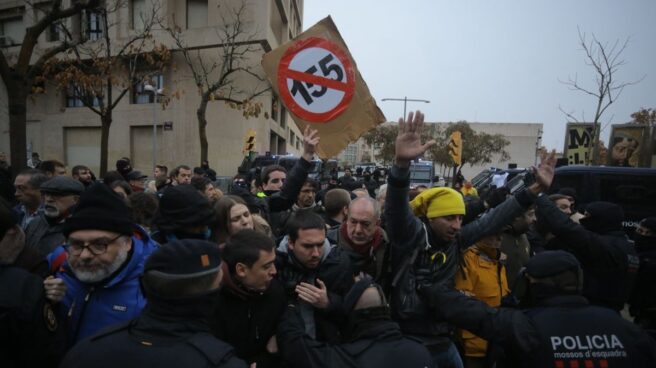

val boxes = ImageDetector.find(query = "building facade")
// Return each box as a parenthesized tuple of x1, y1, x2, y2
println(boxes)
(336, 138, 374, 167)
(447, 122, 543, 180)
(351, 121, 543, 179)
(0, 0, 305, 176)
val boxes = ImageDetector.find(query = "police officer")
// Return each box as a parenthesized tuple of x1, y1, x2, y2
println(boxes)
(629, 217, 656, 337)
(0, 199, 63, 367)
(278, 276, 434, 368)
(60, 239, 248, 368)
(420, 251, 656, 368)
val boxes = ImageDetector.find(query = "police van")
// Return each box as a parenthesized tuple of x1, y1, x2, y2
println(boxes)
(508, 166, 656, 236)
(409, 159, 435, 188)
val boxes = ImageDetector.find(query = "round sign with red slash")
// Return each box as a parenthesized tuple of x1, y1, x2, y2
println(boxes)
(277, 37, 355, 123)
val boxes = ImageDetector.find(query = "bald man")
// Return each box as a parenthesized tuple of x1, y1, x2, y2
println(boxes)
(327, 197, 390, 282)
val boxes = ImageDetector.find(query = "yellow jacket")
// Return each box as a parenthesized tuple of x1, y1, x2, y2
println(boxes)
(461, 186, 478, 197)
(454, 245, 510, 358)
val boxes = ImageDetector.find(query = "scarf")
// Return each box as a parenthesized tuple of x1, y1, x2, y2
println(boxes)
(340, 222, 383, 256)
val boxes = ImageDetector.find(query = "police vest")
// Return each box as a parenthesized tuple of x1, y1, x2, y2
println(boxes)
(523, 296, 653, 368)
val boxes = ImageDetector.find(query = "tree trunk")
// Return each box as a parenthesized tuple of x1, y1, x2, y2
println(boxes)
(197, 96, 209, 163)
(591, 122, 601, 165)
(99, 113, 112, 177)
(8, 82, 28, 172)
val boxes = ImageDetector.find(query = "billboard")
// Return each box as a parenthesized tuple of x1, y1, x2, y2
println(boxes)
(564, 123, 594, 165)
(608, 124, 650, 168)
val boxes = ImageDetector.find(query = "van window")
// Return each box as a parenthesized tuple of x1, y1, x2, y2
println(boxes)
(599, 174, 656, 207)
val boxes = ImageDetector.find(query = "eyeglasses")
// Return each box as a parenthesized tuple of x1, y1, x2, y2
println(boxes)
(233, 180, 248, 188)
(64, 234, 123, 256)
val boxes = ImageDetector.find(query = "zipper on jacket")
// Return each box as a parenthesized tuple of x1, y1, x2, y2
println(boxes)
(70, 286, 95, 343)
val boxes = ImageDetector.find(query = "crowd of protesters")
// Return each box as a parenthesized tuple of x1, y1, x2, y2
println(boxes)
(1, 115, 656, 368)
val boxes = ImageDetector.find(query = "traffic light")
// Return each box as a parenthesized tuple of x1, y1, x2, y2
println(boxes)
(448, 131, 462, 166)
(243, 129, 256, 155)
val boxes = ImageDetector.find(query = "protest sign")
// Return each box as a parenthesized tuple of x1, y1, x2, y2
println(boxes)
(262, 16, 386, 158)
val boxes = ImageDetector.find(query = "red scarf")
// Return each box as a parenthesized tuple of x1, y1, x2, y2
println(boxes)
(340, 222, 383, 256)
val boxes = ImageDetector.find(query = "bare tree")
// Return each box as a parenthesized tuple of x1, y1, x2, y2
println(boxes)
(0, 0, 100, 171)
(560, 27, 644, 165)
(43, 0, 170, 175)
(164, 1, 269, 162)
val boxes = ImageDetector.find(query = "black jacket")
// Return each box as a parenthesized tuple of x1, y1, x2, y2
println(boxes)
(385, 165, 535, 350)
(0, 266, 63, 368)
(535, 195, 639, 311)
(275, 239, 354, 342)
(327, 225, 391, 284)
(277, 306, 434, 368)
(629, 240, 656, 329)
(269, 204, 325, 239)
(423, 287, 656, 368)
(266, 157, 312, 214)
(211, 276, 287, 368)
(60, 303, 247, 368)
(24, 214, 65, 257)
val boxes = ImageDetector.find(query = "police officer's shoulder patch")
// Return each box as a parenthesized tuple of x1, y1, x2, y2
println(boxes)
(43, 303, 58, 332)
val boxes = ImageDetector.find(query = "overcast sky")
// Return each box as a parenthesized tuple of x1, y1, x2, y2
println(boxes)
(302, 0, 656, 151)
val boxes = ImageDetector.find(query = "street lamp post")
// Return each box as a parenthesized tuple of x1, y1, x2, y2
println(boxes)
(381, 96, 430, 118)
(143, 83, 164, 174)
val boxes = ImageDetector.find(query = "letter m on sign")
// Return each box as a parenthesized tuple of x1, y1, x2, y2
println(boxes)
(568, 128, 591, 149)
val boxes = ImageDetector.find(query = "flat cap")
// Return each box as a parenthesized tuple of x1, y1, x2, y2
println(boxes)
(525, 250, 580, 279)
(127, 171, 148, 181)
(40, 176, 84, 195)
(144, 239, 221, 280)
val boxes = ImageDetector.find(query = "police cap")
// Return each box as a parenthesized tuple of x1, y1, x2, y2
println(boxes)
(144, 239, 221, 280)
(525, 250, 580, 279)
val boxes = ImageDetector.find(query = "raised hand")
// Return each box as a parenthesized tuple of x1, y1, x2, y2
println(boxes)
(395, 111, 435, 168)
(302, 125, 320, 161)
(528, 149, 557, 195)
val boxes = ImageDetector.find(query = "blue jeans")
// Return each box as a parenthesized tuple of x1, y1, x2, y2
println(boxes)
(431, 343, 464, 368)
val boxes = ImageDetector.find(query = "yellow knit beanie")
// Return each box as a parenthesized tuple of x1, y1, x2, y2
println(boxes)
(410, 187, 465, 219)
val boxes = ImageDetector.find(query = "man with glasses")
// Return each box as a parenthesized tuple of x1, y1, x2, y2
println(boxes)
(60, 239, 248, 368)
(327, 197, 390, 282)
(44, 183, 158, 346)
(25, 176, 84, 256)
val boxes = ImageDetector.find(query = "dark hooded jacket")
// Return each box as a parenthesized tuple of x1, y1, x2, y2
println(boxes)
(0, 265, 64, 368)
(422, 286, 656, 368)
(61, 297, 246, 368)
(275, 236, 354, 343)
(277, 305, 434, 368)
(629, 231, 656, 330)
(211, 263, 287, 368)
(536, 197, 639, 311)
(385, 165, 536, 350)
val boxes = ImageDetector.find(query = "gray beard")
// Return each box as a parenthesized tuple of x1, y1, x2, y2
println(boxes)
(71, 248, 129, 283)
(43, 205, 60, 219)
